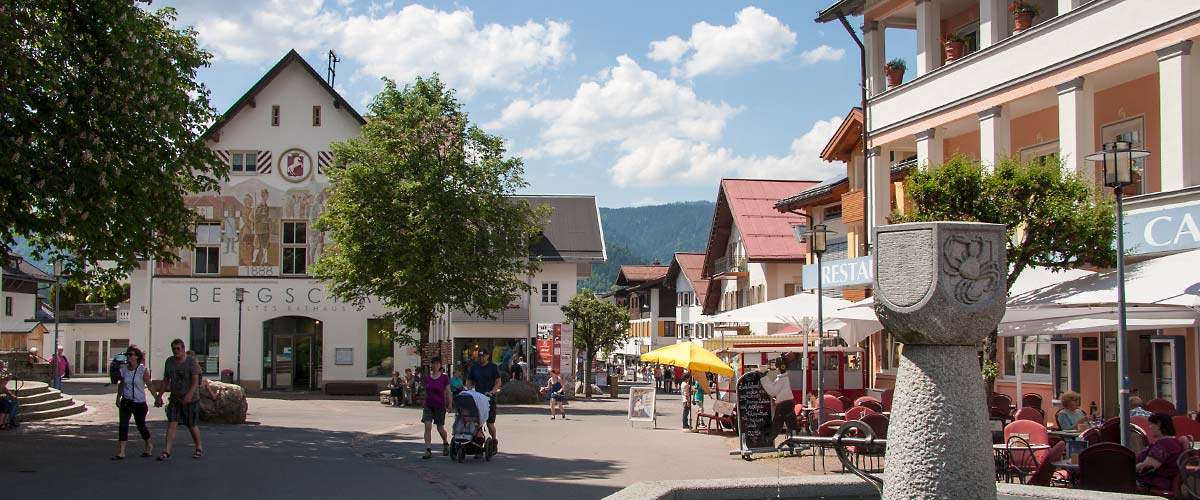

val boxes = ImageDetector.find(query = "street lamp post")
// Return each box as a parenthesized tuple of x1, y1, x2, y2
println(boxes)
(794, 223, 834, 426)
(1085, 140, 1149, 448)
(52, 260, 62, 391)
(235, 288, 246, 384)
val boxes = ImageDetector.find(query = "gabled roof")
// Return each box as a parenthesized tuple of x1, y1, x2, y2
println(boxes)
(820, 108, 863, 163)
(202, 49, 366, 141)
(515, 195, 606, 263)
(702, 179, 817, 270)
(775, 173, 848, 212)
(3, 252, 54, 284)
(665, 252, 709, 305)
(616, 265, 669, 286)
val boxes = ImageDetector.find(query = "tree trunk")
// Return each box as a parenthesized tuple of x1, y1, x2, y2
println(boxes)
(584, 346, 592, 398)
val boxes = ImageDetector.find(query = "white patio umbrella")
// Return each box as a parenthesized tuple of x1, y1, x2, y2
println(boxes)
(1009, 248, 1200, 308)
(702, 293, 858, 399)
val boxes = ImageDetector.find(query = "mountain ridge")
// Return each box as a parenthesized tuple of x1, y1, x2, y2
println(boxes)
(579, 200, 714, 292)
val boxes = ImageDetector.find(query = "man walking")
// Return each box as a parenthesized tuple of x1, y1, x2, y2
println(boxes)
(46, 346, 70, 391)
(467, 349, 502, 444)
(153, 339, 203, 460)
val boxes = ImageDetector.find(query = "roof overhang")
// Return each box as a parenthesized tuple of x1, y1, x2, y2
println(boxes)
(815, 0, 866, 23)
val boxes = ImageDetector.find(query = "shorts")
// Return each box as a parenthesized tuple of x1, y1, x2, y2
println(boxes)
(166, 400, 200, 427)
(487, 395, 497, 424)
(422, 406, 446, 426)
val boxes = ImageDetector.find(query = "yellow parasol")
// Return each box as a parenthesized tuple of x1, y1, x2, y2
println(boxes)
(640, 342, 734, 377)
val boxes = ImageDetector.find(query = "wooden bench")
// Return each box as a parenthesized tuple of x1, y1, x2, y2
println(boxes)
(696, 399, 736, 434)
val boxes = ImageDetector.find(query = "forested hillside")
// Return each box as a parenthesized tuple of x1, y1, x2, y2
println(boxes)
(578, 201, 715, 292)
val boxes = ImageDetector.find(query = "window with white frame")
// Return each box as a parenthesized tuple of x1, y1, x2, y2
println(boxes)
(1003, 335, 1053, 380)
(193, 222, 221, 275)
(281, 221, 307, 275)
(1019, 140, 1060, 165)
(881, 331, 903, 372)
(541, 282, 558, 304)
(1052, 342, 1071, 398)
(231, 152, 258, 174)
(1101, 116, 1147, 195)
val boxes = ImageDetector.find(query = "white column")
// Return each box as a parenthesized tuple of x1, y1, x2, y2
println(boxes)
(915, 0, 942, 76)
(978, 105, 1011, 171)
(868, 146, 891, 232)
(1056, 77, 1095, 176)
(978, 0, 1007, 49)
(864, 21, 887, 96)
(916, 128, 944, 168)
(1157, 40, 1198, 191)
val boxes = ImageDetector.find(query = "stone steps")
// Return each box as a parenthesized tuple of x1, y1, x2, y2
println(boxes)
(10, 381, 88, 422)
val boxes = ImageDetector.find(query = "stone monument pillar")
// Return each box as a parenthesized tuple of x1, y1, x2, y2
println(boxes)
(874, 222, 1006, 500)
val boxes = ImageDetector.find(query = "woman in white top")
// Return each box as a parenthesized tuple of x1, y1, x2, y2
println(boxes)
(113, 345, 153, 460)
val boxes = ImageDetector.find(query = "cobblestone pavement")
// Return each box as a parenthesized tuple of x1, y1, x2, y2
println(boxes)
(0, 379, 835, 499)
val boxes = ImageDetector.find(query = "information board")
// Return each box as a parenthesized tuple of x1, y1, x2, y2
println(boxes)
(736, 371, 774, 451)
(628, 386, 657, 423)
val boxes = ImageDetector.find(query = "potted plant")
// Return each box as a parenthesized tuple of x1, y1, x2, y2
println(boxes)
(884, 58, 906, 88)
(944, 34, 968, 62)
(1009, 1, 1040, 33)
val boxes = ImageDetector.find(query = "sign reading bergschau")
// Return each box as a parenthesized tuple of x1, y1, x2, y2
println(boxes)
(1124, 203, 1200, 256)
(802, 255, 873, 290)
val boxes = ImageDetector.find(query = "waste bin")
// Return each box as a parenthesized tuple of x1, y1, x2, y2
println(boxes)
(220, 369, 234, 383)
(609, 375, 619, 398)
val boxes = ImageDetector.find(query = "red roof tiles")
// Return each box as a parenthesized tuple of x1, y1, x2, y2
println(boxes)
(667, 252, 709, 305)
(707, 179, 818, 263)
(616, 265, 669, 285)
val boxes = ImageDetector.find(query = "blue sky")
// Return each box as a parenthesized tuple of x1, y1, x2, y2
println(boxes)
(158, 1, 915, 208)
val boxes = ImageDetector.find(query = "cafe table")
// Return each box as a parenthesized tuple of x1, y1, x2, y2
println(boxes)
(1048, 429, 1082, 440)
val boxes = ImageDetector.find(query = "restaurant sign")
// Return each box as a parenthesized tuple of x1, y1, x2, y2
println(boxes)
(1124, 202, 1200, 256)
(801, 255, 873, 290)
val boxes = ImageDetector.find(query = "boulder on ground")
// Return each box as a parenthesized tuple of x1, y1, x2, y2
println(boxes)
(496, 379, 541, 404)
(199, 381, 248, 424)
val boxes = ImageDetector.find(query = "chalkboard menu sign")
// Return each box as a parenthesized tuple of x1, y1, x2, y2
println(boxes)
(736, 371, 774, 451)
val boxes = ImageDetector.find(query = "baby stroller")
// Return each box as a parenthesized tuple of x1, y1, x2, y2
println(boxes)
(449, 392, 497, 463)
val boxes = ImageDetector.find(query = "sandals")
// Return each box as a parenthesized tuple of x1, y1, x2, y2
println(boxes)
(156, 451, 172, 461)
(141, 452, 154, 458)
(111, 455, 125, 460)
(192, 449, 204, 459)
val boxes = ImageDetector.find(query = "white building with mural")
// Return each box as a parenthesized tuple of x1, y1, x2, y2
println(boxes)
(127, 50, 606, 392)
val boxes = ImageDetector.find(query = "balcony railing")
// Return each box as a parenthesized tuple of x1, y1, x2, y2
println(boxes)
(711, 255, 748, 276)
(55, 303, 118, 323)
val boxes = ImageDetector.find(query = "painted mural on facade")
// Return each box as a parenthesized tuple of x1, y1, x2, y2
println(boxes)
(156, 151, 331, 276)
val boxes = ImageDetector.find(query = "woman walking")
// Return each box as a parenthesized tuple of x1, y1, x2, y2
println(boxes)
(113, 345, 153, 459)
(421, 357, 452, 459)
(542, 370, 567, 419)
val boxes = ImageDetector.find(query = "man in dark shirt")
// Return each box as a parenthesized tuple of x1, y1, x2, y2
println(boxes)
(153, 338, 202, 460)
(467, 349, 502, 441)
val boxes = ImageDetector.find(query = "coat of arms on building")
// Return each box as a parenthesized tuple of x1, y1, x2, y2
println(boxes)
(279, 148, 312, 183)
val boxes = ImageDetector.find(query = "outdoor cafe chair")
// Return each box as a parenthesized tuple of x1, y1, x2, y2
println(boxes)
(881, 389, 894, 412)
(1079, 427, 1103, 447)
(843, 406, 875, 422)
(1146, 398, 1179, 416)
(812, 419, 847, 471)
(843, 415, 888, 473)
(837, 395, 854, 412)
(1003, 435, 1042, 484)
(1174, 415, 1200, 441)
(823, 394, 845, 414)
(1130, 415, 1153, 442)
(1024, 441, 1065, 487)
(1178, 447, 1200, 500)
(1101, 418, 1150, 453)
(1015, 407, 1044, 424)
(855, 397, 885, 413)
(1022, 393, 1044, 412)
(1078, 442, 1137, 493)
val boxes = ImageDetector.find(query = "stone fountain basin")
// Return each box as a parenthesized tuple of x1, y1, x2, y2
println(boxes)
(605, 475, 1160, 500)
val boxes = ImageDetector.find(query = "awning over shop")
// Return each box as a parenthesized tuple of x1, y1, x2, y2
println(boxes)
(1009, 249, 1200, 308)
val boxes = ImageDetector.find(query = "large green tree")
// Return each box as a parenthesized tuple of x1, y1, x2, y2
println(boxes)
(561, 289, 630, 397)
(894, 155, 1116, 393)
(1, 1, 224, 287)
(314, 76, 547, 354)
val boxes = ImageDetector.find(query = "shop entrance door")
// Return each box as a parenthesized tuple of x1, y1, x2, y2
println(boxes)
(1151, 336, 1187, 411)
(263, 316, 322, 390)
(1100, 332, 1119, 418)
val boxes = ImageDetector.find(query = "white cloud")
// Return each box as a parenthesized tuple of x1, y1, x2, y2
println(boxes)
(487, 55, 740, 161)
(646, 6, 796, 78)
(799, 45, 845, 64)
(629, 197, 662, 207)
(191, 1, 571, 96)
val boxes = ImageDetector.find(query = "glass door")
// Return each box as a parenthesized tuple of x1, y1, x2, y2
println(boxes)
(293, 335, 313, 390)
(1151, 336, 1186, 409)
(272, 335, 293, 389)
(84, 341, 100, 374)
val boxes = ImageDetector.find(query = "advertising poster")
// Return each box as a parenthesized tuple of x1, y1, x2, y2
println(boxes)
(552, 324, 562, 372)
(628, 386, 656, 422)
(536, 323, 554, 368)
(559, 323, 574, 378)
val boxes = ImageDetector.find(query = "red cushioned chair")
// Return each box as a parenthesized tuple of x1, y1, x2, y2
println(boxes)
(1078, 443, 1137, 493)
(1015, 406, 1044, 423)
(1145, 398, 1178, 416)
(880, 389, 894, 412)
(1173, 415, 1200, 441)
(842, 405, 875, 422)
(812, 419, 846, 471)
(1024, 441, 1066, 487)
(1021, 393, 1044, 413)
